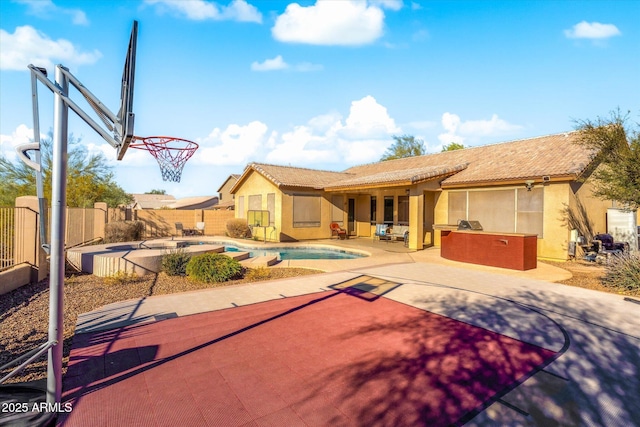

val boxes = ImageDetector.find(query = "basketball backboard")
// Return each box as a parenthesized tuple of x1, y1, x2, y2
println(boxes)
(248, 210, 270, 227)
(116, 20, 138, 160)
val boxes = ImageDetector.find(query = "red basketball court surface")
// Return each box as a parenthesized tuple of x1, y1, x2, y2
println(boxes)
(60, 281, 555, 426)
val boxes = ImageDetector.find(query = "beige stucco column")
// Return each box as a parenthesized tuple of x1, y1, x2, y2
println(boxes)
(15, 196, 48, 283)
(408, 189, 424, 250)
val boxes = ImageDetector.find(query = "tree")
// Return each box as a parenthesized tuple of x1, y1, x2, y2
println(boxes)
(441, 142, 465, 152)
(380, 135, 426, 161)
(146, 189, 167, 195)
(575, 109, 640, 211)
(0, 132, 133, 208)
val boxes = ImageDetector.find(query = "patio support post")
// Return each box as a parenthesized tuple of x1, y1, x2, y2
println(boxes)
(408, 190, 424, 250)
(47, 65, 69, 405)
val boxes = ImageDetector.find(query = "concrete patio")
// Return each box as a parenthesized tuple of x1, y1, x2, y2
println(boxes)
(60, 238, 639, 426)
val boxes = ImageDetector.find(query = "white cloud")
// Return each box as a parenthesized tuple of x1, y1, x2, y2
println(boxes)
(144, 0, 262, 23)
(251, 55, 288, 71)
(266, 95, 400, 165)
(0, 124, 40, 162)
(195, 121, 269, 165)
(266, 125, 336, 164)
(370, 0, 403, 11)
(0, 26, 101, 72)
(251, 55, 323, 72)
(15, 0, 89, 25)
(564, 21, 621, 39)
(437, 113, 522, 146)
(272, 1, 386, 46)
(341, 95, 400, 139)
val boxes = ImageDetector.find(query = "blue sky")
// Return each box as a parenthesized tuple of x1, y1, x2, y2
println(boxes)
(1, 0, 639, 199)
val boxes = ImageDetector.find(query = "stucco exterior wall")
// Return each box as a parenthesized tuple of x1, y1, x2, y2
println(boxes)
(431, 182, 611, 261)
(539, 183, 571, 260)
(234, 171, 281, 242)
(278, 190, 336, 241)
(233, 170, 614, 259)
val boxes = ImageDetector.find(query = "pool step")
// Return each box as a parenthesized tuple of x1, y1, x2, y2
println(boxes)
(223, 251, 250, 261)
(240, 256, 279, 268)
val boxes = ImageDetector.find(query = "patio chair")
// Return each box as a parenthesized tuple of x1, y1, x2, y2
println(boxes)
(194, 222, 205, 236)
(330, 222, 347, 239)
(175, 222, 187, 237)
(374, 224, 391, 241)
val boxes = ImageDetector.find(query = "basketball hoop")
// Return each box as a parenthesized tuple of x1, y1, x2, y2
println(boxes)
(129, 136, 198, 182)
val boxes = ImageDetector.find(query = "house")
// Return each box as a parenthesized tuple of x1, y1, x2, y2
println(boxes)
(213, 174, 240, 210)
(129, 193, 176, 210)
(165, 195, 219, 210)
(230, 131, 614, 260)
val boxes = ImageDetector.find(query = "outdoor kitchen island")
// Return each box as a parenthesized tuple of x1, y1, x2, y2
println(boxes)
(440, 229, 538, 271)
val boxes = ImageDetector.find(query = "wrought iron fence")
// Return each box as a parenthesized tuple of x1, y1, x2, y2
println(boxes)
(0, 206, 33, 271)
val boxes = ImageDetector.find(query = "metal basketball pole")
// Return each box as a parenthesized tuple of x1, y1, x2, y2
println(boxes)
(47, 65, 69, 404)
(10, 22, 137, 409)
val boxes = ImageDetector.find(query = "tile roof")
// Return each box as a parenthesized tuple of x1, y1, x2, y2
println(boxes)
(232, 132, 598, 192)
(130, 194, 176, 209)
(233, 163, 352, 191)
(217, 174, 241, 193)
(342, 131, 597, 188)
(325, 164, 469, 191)
(167, 196, 219, 210)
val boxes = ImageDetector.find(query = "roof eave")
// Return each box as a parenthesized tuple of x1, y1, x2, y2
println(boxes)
(441, 174, 581, 189)
(325, 180, 413, 192)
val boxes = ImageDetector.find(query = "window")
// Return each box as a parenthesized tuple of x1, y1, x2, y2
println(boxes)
(448, 188, 544, 237)
(331, 195, 344, 225)
(448, 192, 467, 224)
(370, 196, 377, 224)
(248, 194, 262, 211)
(384, 196, 394, 224)
(293, 194, 321, 227)
(468, 189, 515, 233)
(516, 188, 543, 237)
(398, 196, 409, 225)
(267, 193, 275, 226)
(237, 196, 245, 218)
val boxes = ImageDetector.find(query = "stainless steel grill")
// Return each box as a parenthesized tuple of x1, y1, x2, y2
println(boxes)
(457, 220, 483, 231)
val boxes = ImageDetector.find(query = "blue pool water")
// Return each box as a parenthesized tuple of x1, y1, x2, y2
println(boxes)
(216, 244, 364, 260)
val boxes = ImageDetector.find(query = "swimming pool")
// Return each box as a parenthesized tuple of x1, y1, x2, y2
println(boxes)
(213, 244, 365, 260)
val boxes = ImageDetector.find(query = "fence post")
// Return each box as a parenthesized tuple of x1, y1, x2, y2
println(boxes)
(15, 196, 48, 283)
(195, 209, 204, 225)
(94, 202, 107, 241)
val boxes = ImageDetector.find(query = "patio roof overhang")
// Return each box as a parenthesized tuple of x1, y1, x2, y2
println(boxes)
(324, 163, 468, 192)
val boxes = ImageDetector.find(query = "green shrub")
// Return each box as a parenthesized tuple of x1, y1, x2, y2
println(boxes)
(161, 249, 191, 276)
(245, 266, 271, 281)
(603, 253, 640, 292)
(186, 253, 243, 283)
(104, 221, 144, 243)
(226, 218, 251, 239)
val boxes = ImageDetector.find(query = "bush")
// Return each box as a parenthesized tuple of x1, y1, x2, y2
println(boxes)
(603, 253, 640, 292)
(104, 221, 144, 243)
(226, 218, 251, 239)
(245, 266, 271, 281)
(161, 249, 191, 276)
(186, 253, 243, 283)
